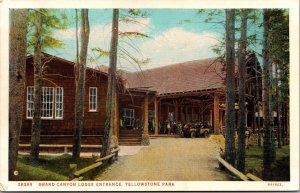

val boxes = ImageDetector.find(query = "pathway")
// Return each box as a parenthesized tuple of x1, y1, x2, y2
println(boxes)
(95, 138, 235, 181)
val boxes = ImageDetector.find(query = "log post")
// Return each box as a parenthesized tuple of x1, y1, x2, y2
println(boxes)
(180, 106, 183, 122)
(154, 96, 159, 135)
(144, 95, 149, 134)
(142, 94, 150, 145)
(175, 100, 178, 122)
(210, 110, 213, 127)
(200, 106, 204, 122)
(214, 93, 220, 134)
(185, 106, 189, 122)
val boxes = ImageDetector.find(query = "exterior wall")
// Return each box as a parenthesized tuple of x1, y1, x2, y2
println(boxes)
(21, 57, 108, 144)
(118, 94, 144, 129)
(84, 70, 108, 135)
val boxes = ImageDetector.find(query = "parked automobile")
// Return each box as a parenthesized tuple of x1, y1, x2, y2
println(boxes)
(182, 122, 211, 138)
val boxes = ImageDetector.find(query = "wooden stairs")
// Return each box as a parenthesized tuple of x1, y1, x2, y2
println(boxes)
(118, 129, 142, 146)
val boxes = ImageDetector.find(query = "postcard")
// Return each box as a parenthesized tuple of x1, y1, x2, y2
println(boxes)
(0, 0, 299, 191)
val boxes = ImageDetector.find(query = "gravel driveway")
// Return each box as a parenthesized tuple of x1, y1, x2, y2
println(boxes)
(95, 138, 235, 181)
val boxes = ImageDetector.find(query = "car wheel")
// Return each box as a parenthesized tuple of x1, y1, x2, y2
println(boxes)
(191, 132, 196, 138)
(204, 131, 209, 138)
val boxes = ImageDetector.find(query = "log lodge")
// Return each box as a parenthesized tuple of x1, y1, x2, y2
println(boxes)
(20, 53, 261, 148)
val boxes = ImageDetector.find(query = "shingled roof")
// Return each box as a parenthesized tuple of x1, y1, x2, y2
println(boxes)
(122, 58, 226, 96)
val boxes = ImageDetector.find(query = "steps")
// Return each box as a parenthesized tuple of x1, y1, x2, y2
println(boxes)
(150, 134, 181, 139)
(118, 129, 142, 146)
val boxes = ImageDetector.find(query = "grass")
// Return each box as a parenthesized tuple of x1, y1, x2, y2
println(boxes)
(16, 154, 99, 181)
(245, 145, 290, 181)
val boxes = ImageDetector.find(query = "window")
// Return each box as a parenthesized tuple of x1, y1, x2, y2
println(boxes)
(55, 87, 63, 118)
(41, 87, 54, 118)
(123, 108, 134, 127)
(27, 86, 34, 118)
(89, 87, 97, 111)
(168, 112, 175, 121)
(26, 86, 63, 119)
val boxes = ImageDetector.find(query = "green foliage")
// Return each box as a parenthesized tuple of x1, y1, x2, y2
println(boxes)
(268, 9, 289, 105)
(119, 31, 150, 39)
(91, 48, 110, 60)
(245, 145, 290, 180)
(127, 9, 149, 17)
(272, 156, 290, 181)
(91, 9, 151, 68)
(27, 9, 69, 54)
(16, 154, 97, 181)
(128, 9, 142, 16)
(16, 162, 68, 181)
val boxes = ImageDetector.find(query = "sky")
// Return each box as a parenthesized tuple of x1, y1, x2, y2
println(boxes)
(47, 9, 261, 72)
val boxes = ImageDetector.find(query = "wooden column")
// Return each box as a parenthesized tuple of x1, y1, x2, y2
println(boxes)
(154, 96, 158, 135)
(200, 107, 203, 122)
(175, 100, 178, 122)
(180, 106, 183, 121)
(210, 110, 213, 126)
(191, 107, 194, 122)
(167, 105, 170, 120)
(185, 106, 189, 122)
(220, 110, 223, 128)
(213, 93, 220, 134)
(144, 94, 149, 134)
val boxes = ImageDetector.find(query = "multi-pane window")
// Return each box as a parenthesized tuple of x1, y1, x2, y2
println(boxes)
(123, 108, 134, 127)
(27, 86, 34, 118)
(168, 112, 175, 121)
(26, 86, 63, 119)
(55, 87, 63, 118)
(89, 87, 97, 111)
(41, 87, 54, 118)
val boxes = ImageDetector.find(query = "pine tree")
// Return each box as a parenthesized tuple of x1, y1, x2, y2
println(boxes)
(224, 9, 236, 167)
(72, 9, 90, 160)
(237, 9, 248, 173)
(9, 9, 28, 180)
(101, 9, 119, 158)
(30, 9, 42, 161)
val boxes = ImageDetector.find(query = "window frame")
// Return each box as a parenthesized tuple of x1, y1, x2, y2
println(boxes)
(26, 86, 34, 119)
(89, 87, 98, 112)
(55, 87, 64, 119)
(26, 86, 64, 120)
(41, 87, 54, 119)
(123, 108, 135, 127)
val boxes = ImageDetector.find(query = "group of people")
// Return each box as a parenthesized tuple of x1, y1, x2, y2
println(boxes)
(121, 117, 211, 136)
(158, 120, 211, 135)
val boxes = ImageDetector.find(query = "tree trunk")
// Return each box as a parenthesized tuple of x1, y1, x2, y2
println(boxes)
(101, 9, 119, 158)
(286, 101, 289, 145)
(255, 56, 262, 147)
(72, 9, 90, 160)
(9, 9, 28, 180)
(30, 10, 42, 161)
(237, 10, 248, 173)
(262, 9, 275, 180)
(224, 9, 236, 167)
(275, 62, 282, 148)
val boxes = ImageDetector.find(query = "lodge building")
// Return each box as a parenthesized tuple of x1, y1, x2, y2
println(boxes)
(20, 53, 260, 148)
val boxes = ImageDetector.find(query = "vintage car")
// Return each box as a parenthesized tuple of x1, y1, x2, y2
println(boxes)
(182, 122, 211, 138)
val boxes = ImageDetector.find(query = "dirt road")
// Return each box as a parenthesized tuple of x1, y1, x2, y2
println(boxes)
(95, 138, 235, 181)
